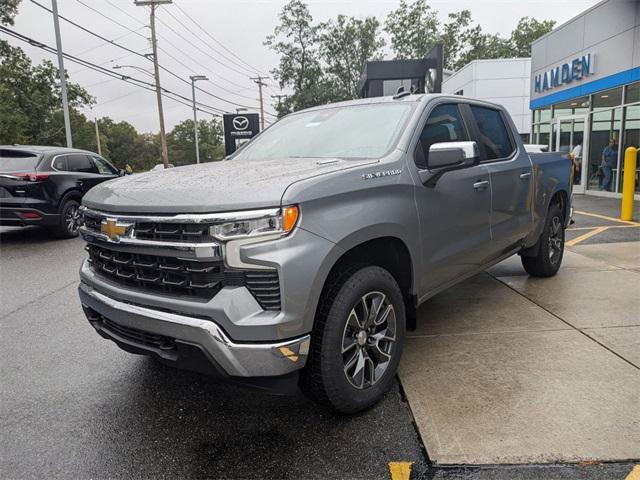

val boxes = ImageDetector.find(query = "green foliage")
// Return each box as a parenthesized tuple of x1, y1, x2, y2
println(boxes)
(0, 0, 21, 25)
(320, 15, 385, 101)
(384, 1, 555, 70)
(384, 0, 440, 60)
(509, 17, 556, 57)
(167, 118, 224, 166)
(265, 0, 328, 115)
(0, 40, 94, 145)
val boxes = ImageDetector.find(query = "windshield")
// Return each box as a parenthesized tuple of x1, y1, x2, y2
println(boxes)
(0, 149, 40, 172)
(234, 102, 415, 161)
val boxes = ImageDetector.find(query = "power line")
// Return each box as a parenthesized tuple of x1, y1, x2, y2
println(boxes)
(27, 0, 271, 113)
(0, 26, 225, 117)
(173, 2, 268, 77)
(162, 6, 260, 77)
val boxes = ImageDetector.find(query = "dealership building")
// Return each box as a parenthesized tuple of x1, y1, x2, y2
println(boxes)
(529, 0, 639, 196)
(442, 58, 532, 141)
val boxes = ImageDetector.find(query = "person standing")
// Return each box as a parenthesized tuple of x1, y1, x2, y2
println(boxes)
(570, 140, 582, 185)
(600, 138, 618, 191)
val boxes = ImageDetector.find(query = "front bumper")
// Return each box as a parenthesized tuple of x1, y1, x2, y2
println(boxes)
(79, 283, 310, 379)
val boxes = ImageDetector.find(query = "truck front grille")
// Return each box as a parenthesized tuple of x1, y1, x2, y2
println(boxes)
(86, 243, 281, 309)
(82, 212, 215, 243)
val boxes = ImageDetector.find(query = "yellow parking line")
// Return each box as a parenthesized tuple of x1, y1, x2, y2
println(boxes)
(574, 210, 640, 226)
(566, 226, 609, 247)
(389, 461, 413, 480)
(567, 224, 640, 231)
(625, 464, 640, 480)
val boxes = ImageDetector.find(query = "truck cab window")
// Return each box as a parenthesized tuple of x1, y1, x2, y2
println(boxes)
(470, 106, 515, 160)
(415, 103, 468, 169)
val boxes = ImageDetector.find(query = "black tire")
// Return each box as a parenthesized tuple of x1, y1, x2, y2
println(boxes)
(521, 202, 565, 277)
(51, 199, 81, 238)
(301, 265, 406, 414)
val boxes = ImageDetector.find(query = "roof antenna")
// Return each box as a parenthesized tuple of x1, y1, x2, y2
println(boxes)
(393, 86, 411, 99)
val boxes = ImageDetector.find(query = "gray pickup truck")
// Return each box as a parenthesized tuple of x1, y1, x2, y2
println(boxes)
(78, 94, 571, 413)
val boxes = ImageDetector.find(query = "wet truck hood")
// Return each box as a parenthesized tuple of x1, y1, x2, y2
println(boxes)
(82, 157, 376, 213)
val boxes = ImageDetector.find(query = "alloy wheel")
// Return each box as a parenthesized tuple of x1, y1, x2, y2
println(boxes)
(66, 204, 81, 234)
(341, 291, 397, 389)
(548, 215, 563, 265)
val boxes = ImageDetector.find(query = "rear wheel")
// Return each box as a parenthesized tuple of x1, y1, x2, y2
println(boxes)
(52, 199, 81, 238)
(521, 202, 565, 277)
(301, 265, 406, 414)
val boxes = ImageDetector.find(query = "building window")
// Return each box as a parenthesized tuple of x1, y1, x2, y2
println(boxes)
(592, 87, 623, 110)
(625, 82, 640, 104)
(587, 107, 622, 192)
(454, 89, 463, 96)
(621, 103, 639, 193)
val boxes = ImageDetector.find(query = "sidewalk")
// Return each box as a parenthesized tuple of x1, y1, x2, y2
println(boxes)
(398, 236, 639, 464)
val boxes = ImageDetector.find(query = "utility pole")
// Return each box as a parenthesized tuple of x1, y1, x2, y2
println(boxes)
(94, 117, 101, 155)
(190, 75, 207, 164)
(51, 0, 72, 147)
(250, 76, 268, 130)
(135, 0, 172, 168)
(271, 94, 285, 115)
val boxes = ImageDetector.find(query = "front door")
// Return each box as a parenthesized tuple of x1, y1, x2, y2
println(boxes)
(412, 102, 492, 297)
(554, 115, 588, 193)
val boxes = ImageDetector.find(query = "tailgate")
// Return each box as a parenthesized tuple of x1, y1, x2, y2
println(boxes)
(0, 149, 44, 203)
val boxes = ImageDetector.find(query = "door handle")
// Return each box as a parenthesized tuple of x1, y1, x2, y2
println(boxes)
(519, 172, 532, 179)
(473, 180, 489, 190)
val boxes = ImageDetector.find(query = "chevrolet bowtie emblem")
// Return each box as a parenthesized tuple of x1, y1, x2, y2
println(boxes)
(100, 218, 131, 242)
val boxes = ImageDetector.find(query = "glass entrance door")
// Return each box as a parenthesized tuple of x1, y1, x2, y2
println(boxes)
(554, 115, 588, 193)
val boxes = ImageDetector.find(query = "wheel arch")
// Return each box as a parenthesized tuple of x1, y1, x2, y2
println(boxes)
(319, 236, 417, 329)
(57, 188, 83, 213)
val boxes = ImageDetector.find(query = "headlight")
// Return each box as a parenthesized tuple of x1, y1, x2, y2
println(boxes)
(211, 205, 299, 240)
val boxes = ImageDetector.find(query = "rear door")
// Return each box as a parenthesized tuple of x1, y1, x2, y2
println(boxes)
(469, 105, 534, 254)
(412, 101, 492, 295)
(65, 153, 103, 194)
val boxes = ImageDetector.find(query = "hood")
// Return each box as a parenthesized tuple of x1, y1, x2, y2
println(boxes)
(82, 157, 377, 213)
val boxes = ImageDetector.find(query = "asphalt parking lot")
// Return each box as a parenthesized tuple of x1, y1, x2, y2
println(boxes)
(1, 195, 638, 479)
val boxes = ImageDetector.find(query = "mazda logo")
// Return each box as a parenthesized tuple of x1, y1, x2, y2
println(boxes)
(232, 116, 249, 131)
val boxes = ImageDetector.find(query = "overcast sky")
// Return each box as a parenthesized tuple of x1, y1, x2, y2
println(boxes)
(5, 0, 601, 132)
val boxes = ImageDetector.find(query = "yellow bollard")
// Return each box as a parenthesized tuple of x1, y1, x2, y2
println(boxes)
(621, 147, 638, 221)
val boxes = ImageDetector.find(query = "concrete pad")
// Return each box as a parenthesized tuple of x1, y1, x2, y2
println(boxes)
(583, 326, 640, 366)
(412, 273, 567, 337)
(487, 250, 619, 278)
(569, 241, 640, 272)
(399, 330, 640, 464)
(497, 269, 640, 328)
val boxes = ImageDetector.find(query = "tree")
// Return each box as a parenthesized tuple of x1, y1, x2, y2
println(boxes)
(319, 15, 385, 101)
(1, 0, 21, 25)
(167, 118, 224, 166)
(97, 119, 140, 170)
(0, 41, 93, 145)
(509, 17, 555, 57)
(384, 0, 440, 59)
(265, 0, 330, 116)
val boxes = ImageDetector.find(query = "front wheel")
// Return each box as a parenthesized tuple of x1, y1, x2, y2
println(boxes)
(301, 265, 406, 414)
(521, 202, 565, 277)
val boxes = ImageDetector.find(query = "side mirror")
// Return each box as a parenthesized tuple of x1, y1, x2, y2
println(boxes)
(420, 141, 480, 187)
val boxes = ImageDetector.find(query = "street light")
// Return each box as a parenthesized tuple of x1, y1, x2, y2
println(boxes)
(112, 64, 154, 79)
(190, 75, 208, 164)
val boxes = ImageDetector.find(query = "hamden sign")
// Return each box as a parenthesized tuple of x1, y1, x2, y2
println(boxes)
(534, 54, 594, 94)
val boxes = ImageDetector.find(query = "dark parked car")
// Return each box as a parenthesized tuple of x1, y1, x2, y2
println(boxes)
(0, 146, 123, 237)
